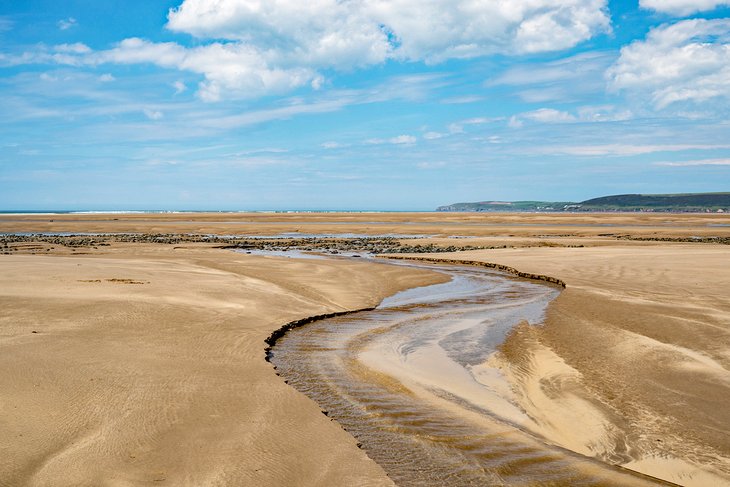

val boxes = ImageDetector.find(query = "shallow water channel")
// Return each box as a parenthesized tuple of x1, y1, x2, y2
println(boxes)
(270, 260, 665, 486)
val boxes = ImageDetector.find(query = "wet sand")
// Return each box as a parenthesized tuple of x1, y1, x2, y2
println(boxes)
(392, 245, 730, 486)
(1, 212, 728, 486)
(271, 262, 666, 486)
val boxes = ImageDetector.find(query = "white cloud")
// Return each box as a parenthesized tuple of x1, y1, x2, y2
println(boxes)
(654, 158, 730, 166)
(510, 108, 576, 127)
(55, 43, 92, 54)
(639, 0, 730, 16)
(99, 73, 115, 82)
(0, 43, 92, 67)
(508, 116, 524, 129)
(167, 0, 610, 62)
(6, 1, 610, 101)
(98, 38, 322, 101)
(441, 95, 484, 104)
(167, 0, 392, 69)
(389, 134, 416, 144)
(143, 108, 164, 120)
(57, 17, 77, 31)
(196, 98, 348, 129)
(490, 52, 611, 87)
(524, 108, 576, 123)
(488, 51, 614, 103)
(576, 105, 632, 122)
(172, 80, 187, 94)
(537, 143, 730, 156)
(423, 131, 445, 140)
(366, 134, 417, 145)
(448, 117, 493, 133)
(607, 19, 730, 108)
(159, 0, 609, 99)
(321, 141, 343, 149)
(417, 161, 446, 169)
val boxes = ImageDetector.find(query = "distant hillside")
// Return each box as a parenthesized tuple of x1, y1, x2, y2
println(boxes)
(579, 193, 730, 211)
(437, 201, 573, 212)
(437, 193, 730, 212)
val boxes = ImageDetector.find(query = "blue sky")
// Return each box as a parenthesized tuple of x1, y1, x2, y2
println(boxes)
(1, 0, 729, 210)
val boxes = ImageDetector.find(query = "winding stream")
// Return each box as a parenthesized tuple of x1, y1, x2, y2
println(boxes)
(270, 260, 666, 486)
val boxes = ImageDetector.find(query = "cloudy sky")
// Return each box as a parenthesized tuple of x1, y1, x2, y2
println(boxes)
(1, 0, 729, 210)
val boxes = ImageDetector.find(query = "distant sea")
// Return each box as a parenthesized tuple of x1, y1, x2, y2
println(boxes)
(0, 210, 172, 215)
(0, 210, 420, 214)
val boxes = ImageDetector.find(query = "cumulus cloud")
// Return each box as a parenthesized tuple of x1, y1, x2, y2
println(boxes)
(161, 0, 609, 99)
(167, 0, 610, 62)
(607, 19, 730, 108)
(167, 0, 392, 68)
(7, 0, 611, 101)
(639, 0, 730, 16)
(97, 37, 322, 101)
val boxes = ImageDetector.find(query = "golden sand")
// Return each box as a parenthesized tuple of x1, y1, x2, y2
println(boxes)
(1, 212, 728, 486)
(0, 244, 445, 486)
(394, 244, 730, 486)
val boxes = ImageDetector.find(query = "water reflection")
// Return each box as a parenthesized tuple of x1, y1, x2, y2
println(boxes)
(271, 262, 666, 486)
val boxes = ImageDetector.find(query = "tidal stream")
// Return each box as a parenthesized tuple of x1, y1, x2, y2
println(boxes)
(270, 260, 666, 486)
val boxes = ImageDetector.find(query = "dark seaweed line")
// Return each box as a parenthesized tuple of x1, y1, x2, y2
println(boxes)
(381, 256, 566, 288)
(264, 307, 376, 363)
(262, 261, 684, 487)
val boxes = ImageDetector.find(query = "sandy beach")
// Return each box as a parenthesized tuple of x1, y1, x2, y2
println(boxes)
(1, 212, 729, 486)
(0, 244, 445, 486)
(392, 244, 730, 486)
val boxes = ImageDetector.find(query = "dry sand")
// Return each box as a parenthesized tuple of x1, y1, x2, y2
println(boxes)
(1, 212, 729, 486)
(1, 210, 728, 238)
(0, 244, 445, 486)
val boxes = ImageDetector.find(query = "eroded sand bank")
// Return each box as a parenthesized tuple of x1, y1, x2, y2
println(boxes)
(393, 244, 730, 486)
(0, 245, 446, 486)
